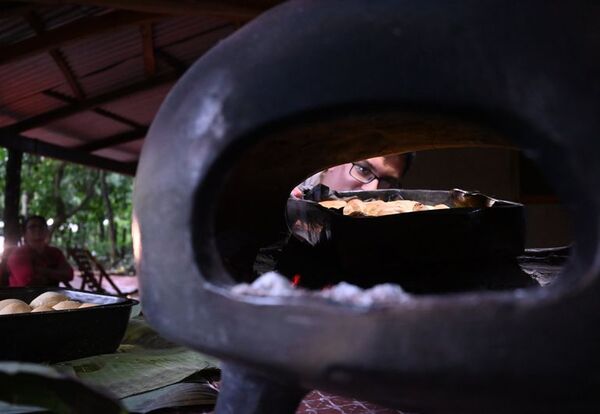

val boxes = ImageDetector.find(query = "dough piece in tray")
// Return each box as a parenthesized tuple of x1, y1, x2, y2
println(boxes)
(343, 199, 367, 216)
(318, 200, 348, 209)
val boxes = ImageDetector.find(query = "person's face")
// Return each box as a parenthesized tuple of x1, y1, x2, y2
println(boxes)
(320, 156, 405, 192)
(24, 219, 49, 249)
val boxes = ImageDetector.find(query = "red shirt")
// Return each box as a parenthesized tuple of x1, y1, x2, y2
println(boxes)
(8, 245, 74, 287)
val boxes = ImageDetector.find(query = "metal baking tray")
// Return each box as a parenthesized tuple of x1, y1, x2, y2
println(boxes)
(0, 287, 137, 362)
(286, 188, 525, 271)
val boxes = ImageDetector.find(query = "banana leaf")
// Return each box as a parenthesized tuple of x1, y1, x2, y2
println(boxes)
(122, 382, 217, 413)
(0, 362, 126, 414)
(55, 317, 219, 399)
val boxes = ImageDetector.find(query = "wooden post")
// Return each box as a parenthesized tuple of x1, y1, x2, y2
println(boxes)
(3, 148, 23, 248)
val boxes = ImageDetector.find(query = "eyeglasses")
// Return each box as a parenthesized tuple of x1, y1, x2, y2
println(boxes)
(349, 163, 400, 189)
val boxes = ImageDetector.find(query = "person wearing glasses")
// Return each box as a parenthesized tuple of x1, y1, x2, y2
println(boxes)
(6, 215, 74, 287)
(291, 153, 414, 197)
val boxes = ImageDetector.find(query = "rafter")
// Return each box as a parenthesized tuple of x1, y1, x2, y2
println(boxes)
(3, 72, 179, 134)
(43, 90, 145, 130)
(155, 49, 187, 73)
(8, 0, 281, 21)
(75, 128, 148, 152)
(0, 131, 137, 175)
(24, 11, 86, 100)
(140, 23, 156, 78)
(0, 10, 163, 66)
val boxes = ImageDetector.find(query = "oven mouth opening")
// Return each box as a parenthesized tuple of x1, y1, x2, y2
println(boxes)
(193, 106, 573, 303)
(238, 187, 569, 305)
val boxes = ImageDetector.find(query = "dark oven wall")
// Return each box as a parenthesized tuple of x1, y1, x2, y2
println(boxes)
(402, 147, 572, 248)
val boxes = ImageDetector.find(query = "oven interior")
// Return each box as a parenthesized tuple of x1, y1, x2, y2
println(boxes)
(193, 108, 571, 297)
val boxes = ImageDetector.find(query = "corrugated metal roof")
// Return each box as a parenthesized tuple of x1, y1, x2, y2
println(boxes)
(161, 25, 236, 66)
(61, 24, 143, 82)
(39, 4, 106, 30)
(0, 112, 17, 128)
(102, 82, 174, 126)
(92, 147, 138, 162)
(42, 111, 133, 141)
(0, 3, 241, 172)
(0, 53, 65, 107)
(0, 92, 66, 125)
(115, 139, 145, 153)
(22, 128, 84, 148)
(0, 20, 34, 46)
(153, 15, 229, 49)
(78, 55, 147, 99)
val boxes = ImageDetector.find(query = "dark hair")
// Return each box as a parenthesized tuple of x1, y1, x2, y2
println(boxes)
(402, 152, 416, 177)
(385, 152, 416, 177)
(22, 215, 47, 231)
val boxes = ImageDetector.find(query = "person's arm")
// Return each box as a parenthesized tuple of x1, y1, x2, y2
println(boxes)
(35, 248, 74, 283)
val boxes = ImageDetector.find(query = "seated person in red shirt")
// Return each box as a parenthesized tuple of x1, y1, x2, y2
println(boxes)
(7, 215, 74, 287)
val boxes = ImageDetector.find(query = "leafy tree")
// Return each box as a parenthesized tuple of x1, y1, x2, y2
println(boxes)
(1, 148, 134, 272)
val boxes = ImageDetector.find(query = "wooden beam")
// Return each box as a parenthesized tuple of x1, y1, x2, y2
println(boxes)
(3, 72, 179, 134)
(8, 0, 280, 21)
(140, 23, 156, 78)
(155, 49, 187, 73)
(0, 131, 137, 175)
(153, 22, 235, 71)
(43, 90, 145, 130)
(75, 128, 148, 152)
(24, 11, 86, 100)
(0, 1, 41, 19)
(0, 10, 164, 66)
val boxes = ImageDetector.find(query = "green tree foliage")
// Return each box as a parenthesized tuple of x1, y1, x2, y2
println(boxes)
(0, 148, 134, 272)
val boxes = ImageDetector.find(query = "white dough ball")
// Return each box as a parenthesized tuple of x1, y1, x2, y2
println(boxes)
(0, 302, 31, 314)
(52, 300, 81, 310)
(0, 298, 28, 311)
(31, 305, 55, 313)
(30, 292, 69, 308)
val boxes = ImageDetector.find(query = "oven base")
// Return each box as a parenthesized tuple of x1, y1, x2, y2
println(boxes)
(215, 364, 307, 414)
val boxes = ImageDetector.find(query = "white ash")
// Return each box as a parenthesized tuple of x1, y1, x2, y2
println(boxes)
(231, 271, 302, 297)
(362, 283, 411, 304)
(317, 282, 363, 303)
(318, 282, 410, 306)
(231, 272, 412, 306)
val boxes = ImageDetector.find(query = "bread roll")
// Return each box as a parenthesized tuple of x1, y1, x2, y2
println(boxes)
(31, 305, 55, 313)
(52, 300, 81, 310)
(0, 298, 28, 311)
(30, 292, 69, 308)
(0, 302, 31, 314)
